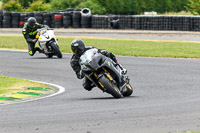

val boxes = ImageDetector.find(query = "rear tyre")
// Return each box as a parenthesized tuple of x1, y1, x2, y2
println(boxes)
(49, 42, 62, 58)
(98, 75, 122, 98)
(122, 83, 133, 97)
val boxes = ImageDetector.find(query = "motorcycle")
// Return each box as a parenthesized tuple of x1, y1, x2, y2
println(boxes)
(35, 28, 62, 58)
(80, 48, 133, 98)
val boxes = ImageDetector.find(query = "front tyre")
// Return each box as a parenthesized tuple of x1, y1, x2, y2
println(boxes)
(49, 42, 62, 58)
(46, 54, 53, 58)
(98, 75, 122, 98)
(122, 83, 133, 97)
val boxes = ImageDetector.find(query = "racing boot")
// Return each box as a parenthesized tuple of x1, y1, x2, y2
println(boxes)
(35, 47, 44, 53)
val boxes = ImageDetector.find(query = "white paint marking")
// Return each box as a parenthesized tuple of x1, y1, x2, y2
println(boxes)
(0, 80, 65, 106)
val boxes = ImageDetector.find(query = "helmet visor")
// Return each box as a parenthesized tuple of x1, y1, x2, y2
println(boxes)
(71, 46, 77, 54)
(28, 21, 35, 28)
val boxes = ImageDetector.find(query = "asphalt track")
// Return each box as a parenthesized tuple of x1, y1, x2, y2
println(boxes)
(2, 28, 200, 41)
(0, 49, 200, 133)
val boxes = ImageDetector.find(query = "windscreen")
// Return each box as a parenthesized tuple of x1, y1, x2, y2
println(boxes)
(80, 48, 98, 65)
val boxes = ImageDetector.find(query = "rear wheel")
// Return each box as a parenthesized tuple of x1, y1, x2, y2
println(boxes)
(49, 42, 62, 58)
(122, 83, 133, 97)
(98, 75, 122, 98)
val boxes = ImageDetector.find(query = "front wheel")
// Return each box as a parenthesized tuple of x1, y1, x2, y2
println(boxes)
(49, 42, 62, 58)
(122, 83, 133, 97)
(46, 53, 53, 58)
(98, 75, 122, 98)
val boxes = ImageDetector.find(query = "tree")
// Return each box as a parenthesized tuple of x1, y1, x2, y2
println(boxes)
(77, 0, 106, 14)
(2, 0, 23, 11)
(185, 0, 200, 14)
(2, 0, 10, 3)
(163, 0, 173, 12)
(146, 0, 156, 12)
(50, 0, 85, 11)
(172, 0, 182, 12)
(26, 0, 50, 12)
(18, 0, 33, 8)
(95, 0, 136, 15)
(132, 0, 140, 14)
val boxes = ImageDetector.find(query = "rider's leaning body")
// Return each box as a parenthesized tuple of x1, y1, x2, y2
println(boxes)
(70, 39, 127, 91)
(22, 17, 47, 56)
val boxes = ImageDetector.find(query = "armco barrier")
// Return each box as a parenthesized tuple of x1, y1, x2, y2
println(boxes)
(0, 11, 200, 31)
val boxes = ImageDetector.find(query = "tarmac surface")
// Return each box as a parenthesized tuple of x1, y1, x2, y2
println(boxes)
(1, 28, 200, 42)
(0, 50, 200, 133)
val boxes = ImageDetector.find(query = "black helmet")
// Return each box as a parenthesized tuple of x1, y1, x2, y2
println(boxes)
(27, 17, 37, 28)
(71, 39, 85, 57)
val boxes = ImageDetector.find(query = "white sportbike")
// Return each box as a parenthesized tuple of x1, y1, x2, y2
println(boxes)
(36, 28, 62, 58)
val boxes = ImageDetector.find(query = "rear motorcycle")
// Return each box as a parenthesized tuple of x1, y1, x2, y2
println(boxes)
(35, 28, 62, 58)
(80, 48, 133, 98)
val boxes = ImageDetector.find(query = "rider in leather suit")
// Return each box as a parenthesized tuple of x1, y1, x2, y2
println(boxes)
(22, 17, 47, 56)
(70, 39, 127, 91)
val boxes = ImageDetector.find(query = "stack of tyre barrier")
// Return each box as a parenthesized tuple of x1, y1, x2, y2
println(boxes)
(43, 12, 51, 27)
(190, 16, 200, 31)
(81, 8, 91, 28)
(109, 15, 132, 29)
(1, 10, 200, 31)
(62, 12, 72, 28)
(34, 12, 43, 24)
(91, 15, 108, 29)
(11, 12, 20, 28)
(73, 9, 81, 28)
(3, 12, 11, 28)
(131, 15, 141, 29)
(119, 15, 132, 29)
(50, 12, 57, 28)
(130, 15, 194, 31)
(19, 13, 27, 28)
(27, 12, 34, 21)
(54, 13, 63, 28)
(108, 15, 119, 29)
(0, 12, 2, 28)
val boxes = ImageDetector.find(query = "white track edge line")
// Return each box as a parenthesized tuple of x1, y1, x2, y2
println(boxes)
(0, 80, 65, 106)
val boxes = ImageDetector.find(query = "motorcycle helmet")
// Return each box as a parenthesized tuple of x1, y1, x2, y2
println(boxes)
(71, 39, 85, 57)
(27, 17, 37, 28)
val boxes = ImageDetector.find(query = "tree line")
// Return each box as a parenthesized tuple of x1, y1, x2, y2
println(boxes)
(1, 0, 199, 15)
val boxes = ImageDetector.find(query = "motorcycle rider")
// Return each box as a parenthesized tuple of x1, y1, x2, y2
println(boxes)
(70, 39, 127, 91)
(22, 17, 48, 56)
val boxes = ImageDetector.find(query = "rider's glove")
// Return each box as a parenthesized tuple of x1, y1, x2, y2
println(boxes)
(107, 53, 118, 63)
(76, 70, 84, 79)
(32, 39, 37, 43)
(99, 49, 108, 55)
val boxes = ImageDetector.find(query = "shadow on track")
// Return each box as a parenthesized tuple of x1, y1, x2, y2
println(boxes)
(28, 57, 63, 59)
(77, 96, 137, 101)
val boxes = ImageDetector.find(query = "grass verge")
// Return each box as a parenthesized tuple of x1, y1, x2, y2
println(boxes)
(0, 1, 2, 9)
(0, 35, 200, 58)
(0, 75, 49, 97)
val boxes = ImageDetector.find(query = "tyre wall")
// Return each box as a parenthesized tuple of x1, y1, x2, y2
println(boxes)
(0, 10, 200, 31)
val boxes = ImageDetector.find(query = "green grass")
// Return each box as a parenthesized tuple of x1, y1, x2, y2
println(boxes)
(0, 36, 200, 58)
(0, 75, 48, 96)
(0, 1, 1, 7)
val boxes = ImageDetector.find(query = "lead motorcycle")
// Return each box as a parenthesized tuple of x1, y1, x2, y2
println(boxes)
(35, 28, 62, 58)
(80, 48, 133, 98)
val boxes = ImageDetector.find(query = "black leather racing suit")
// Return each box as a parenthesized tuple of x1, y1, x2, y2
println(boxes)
(22, 22, 46, 56)
(70, 46, 117, 91)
